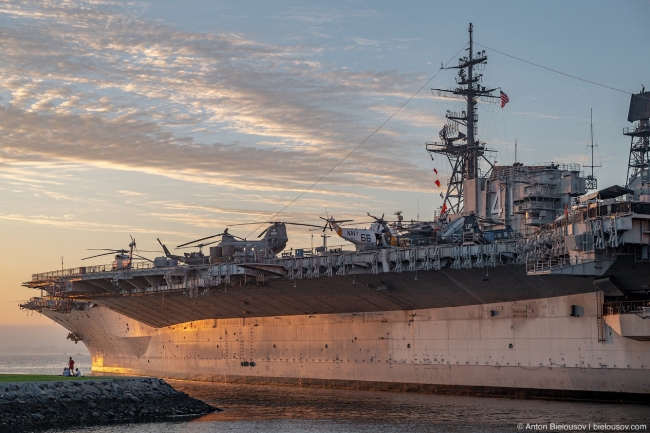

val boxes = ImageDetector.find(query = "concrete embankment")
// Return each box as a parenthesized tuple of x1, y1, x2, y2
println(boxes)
(0, 377, 217, 431)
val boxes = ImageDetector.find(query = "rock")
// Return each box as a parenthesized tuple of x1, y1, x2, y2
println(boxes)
(0, 378, 218, 431)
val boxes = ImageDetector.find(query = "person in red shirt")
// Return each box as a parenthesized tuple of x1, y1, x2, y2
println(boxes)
(68, 357, 74, 372)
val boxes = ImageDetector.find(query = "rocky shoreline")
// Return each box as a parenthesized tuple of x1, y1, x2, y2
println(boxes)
(0, 377, 217, 431)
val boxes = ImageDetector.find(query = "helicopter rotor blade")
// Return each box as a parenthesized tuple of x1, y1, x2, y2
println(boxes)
(318, 217, 351, 223)
(229, 221, 275, 226)
(257, 227, 269, 238)
(231, 221, 321, 228)
(81, 251, 121, 260)
(282, 222, 323, 228)
(177, 240, 221, 250)
(132, 254, 153, 263)
(86, 248, 121, 251)
(176, 233, 223, 248)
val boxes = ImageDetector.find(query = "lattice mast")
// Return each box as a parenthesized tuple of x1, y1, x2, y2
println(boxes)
(426, 23, 499, 216)
(584, 108, 600, 190)
(624, 87, 650, 190)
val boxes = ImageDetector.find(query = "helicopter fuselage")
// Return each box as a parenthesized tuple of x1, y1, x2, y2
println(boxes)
(332, 222, 396, 250)
(111, 254, 131, 271)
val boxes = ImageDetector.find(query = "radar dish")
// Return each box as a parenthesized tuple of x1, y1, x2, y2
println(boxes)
(627, 91, 650, 123)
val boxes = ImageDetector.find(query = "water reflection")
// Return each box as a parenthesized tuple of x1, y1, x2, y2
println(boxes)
(40, 379, 650, 433)
(174, 381, 647, 429)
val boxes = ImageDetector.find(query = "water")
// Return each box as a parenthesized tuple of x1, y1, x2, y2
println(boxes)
(0, 353, 91, 376)
(0, 355, 646, 433)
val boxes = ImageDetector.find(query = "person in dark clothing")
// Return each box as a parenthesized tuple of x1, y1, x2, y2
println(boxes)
(68, 357, 74, 372)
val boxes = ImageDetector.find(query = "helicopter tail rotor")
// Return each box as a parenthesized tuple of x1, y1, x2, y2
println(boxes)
(318, 216, 353, 232)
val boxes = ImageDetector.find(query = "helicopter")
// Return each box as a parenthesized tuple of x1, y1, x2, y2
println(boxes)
(226, 221, 324, 255)
(154, 229, 240, 265)
(81, 236, 153, 270)
(322, 212, 444, 250)
(162, 222, 322, 263)
(321, 214, 398, 250)
(156, 237, 206, 265)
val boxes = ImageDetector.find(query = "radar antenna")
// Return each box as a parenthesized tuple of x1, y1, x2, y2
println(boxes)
(426, 23, 500, 217)
(584, 108, 601, 190)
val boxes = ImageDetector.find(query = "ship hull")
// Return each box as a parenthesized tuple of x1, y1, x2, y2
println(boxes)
(44, 290, 650, 401)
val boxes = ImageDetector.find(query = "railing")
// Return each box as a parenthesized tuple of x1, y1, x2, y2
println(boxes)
(533, 200, 634, 234)
(623, 124, 650, 135)
(526, 257, 568, 273)
(278, 244, 357, 258)
(20, 297, 72, 313)
(490, 162, 581, 179)
(517, 201, 560, 212)
(532, 162, 581, 172)
(585, 202, 633, 219)
(32, 261, 156, 281)
(32, 268, 88, 281)
(525, 254, 598, 274)
(604, 301, 650, 317)
(31, 245, 362, 280)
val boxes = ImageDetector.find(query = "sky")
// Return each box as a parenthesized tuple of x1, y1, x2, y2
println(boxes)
(0, 0, 648, 343)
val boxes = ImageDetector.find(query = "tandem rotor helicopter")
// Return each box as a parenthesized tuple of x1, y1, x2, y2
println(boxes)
(156, 221, 324, 264)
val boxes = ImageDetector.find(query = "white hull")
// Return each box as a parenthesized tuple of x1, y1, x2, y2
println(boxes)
(45, 291, 650, 399)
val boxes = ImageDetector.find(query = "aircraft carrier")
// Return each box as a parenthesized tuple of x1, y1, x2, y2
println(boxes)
(21, 24, 650, 400)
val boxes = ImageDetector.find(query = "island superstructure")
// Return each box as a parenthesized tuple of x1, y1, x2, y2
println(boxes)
(21, 24, 650, 400)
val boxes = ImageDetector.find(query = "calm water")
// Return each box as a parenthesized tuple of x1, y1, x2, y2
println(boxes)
(0, 353, 91, 376)
(1, 355, 646, 433)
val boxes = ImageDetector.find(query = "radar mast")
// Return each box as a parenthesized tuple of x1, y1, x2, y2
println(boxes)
(426, 23, 501, 217)
(624, 86, 650, 191)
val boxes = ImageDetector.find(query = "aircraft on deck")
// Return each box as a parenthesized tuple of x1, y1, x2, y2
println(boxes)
(321, 214, 399, 250)
(81, 236, 153, 270)
(158, 222, 323, 264)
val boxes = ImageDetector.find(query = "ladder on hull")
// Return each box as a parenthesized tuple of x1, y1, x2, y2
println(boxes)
(597, 290, 605, 343)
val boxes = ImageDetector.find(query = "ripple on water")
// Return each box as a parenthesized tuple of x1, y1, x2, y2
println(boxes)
(28, 376, 649, 433)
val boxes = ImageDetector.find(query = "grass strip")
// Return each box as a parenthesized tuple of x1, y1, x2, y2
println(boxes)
(0, 374, 118, 383)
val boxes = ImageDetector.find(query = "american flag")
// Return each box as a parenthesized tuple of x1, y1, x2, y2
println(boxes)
(435, 179, 441, 187)
(500, 90, 509, 108)
(433, 168, 438, 175)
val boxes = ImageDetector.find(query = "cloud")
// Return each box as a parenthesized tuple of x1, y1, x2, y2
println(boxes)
(272, 7, 383, 25)
(511, 111, 575, 120)
(0, 2, 441, 198)
(117, 190, 145, 196)
(0, 213, 193, 237)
